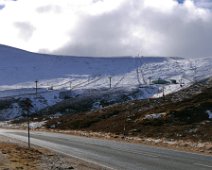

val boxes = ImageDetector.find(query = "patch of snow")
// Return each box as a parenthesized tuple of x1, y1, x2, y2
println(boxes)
(206, 110, 212, 119)
(0, 103, 22, 120)
(92, 101, 102, 110)
(49, 113, 62, 119)
(1, 45, 212, 120)
(143, 112, 166, 120)
(30, 121, 46, 129)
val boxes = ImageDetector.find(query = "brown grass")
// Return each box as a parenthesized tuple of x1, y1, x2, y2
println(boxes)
(45, 85, 212, 142)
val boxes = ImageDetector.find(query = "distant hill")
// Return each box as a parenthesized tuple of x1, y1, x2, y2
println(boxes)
(0, 44, 166, 86)
(1, 44, 212, 120)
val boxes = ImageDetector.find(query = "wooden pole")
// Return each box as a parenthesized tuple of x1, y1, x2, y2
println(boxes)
(109, 76, 112, 89)
(27, 109, 30, 149)
(35, 80, 38, 97)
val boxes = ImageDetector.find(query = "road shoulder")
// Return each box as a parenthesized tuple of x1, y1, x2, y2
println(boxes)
(0, 135, 105, 170)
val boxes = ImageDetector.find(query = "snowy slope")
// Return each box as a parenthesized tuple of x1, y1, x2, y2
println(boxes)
(0, 44, 164, 85)
(1, 44, 212, 96)
(0, 44, 212, 120)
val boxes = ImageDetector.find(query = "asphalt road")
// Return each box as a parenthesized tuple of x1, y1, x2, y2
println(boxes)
(0, 129, 212, 170)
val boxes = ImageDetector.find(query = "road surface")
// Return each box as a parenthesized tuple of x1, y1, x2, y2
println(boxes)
(0, 129, 211, 170)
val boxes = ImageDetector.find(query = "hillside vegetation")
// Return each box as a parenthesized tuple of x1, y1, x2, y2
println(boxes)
(45, 78, 212, 142)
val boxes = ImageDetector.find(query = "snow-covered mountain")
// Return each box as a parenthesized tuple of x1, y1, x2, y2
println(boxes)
(0, 44, 212, 120)
(0, 44, 165, 86)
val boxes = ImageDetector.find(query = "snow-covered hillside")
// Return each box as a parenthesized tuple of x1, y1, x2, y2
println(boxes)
(0, 44, 165, 87)
(0, 44, 212, 120)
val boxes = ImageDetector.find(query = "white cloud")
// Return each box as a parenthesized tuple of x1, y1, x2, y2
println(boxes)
(0, 0, 212, 57)
(143, 0, 178, 13)
(193, 0, 212, 8)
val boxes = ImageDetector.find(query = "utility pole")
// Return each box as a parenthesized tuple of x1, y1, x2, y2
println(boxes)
(27, 108, 30, 149)
(136, 52, 147, 86)
(140, 68, 146, 85)
(148, 76, 152, 85)
(136, 68, 141, 86)
(162, 85, 165, 98)
(35, 80, 38, 97)
(23, 98, 32, 149)
(193, 66, 197, 83)
(180, 78, 183, 87)
(189, 61, 197, 83)
(109, 76, 112, 89)
(70, 81, 72, 90)
(123, 114, 126, 136)
(139, 55, 147, 85)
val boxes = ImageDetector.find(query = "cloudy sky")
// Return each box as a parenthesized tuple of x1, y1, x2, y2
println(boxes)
(0, 0, 212, 57)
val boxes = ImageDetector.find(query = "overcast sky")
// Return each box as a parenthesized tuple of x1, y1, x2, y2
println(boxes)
(0, 0, 212, 57)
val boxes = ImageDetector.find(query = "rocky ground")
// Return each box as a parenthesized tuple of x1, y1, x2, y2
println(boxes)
(0, 136, 105, 170)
